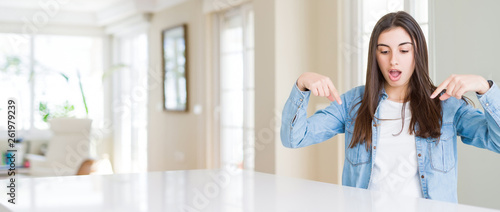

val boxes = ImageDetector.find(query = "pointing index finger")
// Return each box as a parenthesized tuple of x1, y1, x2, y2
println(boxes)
(431, 78, 450, 99)
(327, 82, 342, 104)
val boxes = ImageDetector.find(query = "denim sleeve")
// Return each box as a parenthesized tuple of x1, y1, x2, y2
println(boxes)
(456, 81, 500, 153)
(280, 82, 347, 148)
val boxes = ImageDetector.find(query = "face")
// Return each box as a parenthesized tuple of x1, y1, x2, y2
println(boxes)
(376, 26, 415, 92)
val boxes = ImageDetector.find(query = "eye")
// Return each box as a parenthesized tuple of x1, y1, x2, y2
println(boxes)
(380, 50, 389, 54)
(401, 50, 409, 53)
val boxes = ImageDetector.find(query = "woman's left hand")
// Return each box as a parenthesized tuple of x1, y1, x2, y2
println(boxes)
(431, 75, 490, 100)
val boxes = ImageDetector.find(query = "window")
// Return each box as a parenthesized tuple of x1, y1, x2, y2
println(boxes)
(0, 34, 103, 134)
(0, 34, 31, 131)
(217, 4, 255, 170)
(112, 33, 149, 173)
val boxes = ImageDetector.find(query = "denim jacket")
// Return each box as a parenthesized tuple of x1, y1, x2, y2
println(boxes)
(280, 81, 500, 203)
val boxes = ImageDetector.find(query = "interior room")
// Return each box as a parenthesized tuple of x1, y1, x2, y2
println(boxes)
(1, 0, 499, 211)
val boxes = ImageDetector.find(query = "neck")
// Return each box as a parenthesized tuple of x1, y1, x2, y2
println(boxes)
(384, 82, 408, 103)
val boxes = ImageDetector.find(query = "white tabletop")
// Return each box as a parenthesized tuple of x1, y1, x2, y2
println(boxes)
(0, 169, 498, 212)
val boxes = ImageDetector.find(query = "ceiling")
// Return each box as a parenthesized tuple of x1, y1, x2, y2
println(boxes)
(0, 0, 125, 12)
(0, 0, 185, 28)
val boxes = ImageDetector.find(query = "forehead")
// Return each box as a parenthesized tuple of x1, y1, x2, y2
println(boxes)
(377, 27, 412, 46)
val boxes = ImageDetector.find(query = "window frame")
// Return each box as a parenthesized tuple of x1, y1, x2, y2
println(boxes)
(0, 33, 105, 141)
(213, 3, 255, 170)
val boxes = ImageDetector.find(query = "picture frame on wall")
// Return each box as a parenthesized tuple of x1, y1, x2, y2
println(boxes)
(162, 24, 188, 112)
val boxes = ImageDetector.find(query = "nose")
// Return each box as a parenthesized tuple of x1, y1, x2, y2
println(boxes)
(390, 52, 399, 66)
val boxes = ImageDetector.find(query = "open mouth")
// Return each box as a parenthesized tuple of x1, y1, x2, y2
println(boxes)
(389, 69, 402, 81)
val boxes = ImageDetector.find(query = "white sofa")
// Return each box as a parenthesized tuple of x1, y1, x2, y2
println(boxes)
(27, 118, 93, 177)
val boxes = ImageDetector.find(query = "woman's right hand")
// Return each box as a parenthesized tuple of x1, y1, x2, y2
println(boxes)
(297, 72, 342, 104)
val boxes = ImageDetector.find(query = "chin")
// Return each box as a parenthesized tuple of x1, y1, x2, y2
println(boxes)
(386, 81, 405, 88)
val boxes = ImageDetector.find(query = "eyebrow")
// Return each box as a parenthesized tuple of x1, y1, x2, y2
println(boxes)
(377, 42, 413, 47)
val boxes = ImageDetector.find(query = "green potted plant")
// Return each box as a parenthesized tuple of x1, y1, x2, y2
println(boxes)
(38, 70, 89, 122)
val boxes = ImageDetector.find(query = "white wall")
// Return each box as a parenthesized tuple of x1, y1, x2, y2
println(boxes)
(314, 0, 343, 185)
(253, 0, 277, 174)
(146, 0, 341, 184)
(432, 0, 500, 209)
(274, 0, 320, 181)
(254, 0, 342, 184)
(148, 0, 207, 171)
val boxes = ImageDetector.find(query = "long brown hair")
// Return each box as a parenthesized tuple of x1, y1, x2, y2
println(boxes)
(350, 11, 442, 151)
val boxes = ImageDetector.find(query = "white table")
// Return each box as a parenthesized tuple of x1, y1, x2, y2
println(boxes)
(0, 169, 498, 212)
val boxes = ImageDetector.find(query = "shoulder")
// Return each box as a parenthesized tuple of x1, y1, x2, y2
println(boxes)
(343, 85, 365, 99)
(340, 86, 365, 115)
(441, 96, 473, 124)
(441, 96, 469, 110)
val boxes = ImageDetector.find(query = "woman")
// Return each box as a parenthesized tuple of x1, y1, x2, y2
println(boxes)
(280, 11, 500, 203)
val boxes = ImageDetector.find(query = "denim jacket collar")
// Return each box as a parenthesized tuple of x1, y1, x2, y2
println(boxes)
(379, 86, 389, 101)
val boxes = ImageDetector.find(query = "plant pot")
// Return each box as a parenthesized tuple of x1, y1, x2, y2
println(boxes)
(49, 118, 92, 134)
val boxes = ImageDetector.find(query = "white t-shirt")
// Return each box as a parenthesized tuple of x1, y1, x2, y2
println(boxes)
(367, 99, 423, 198)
